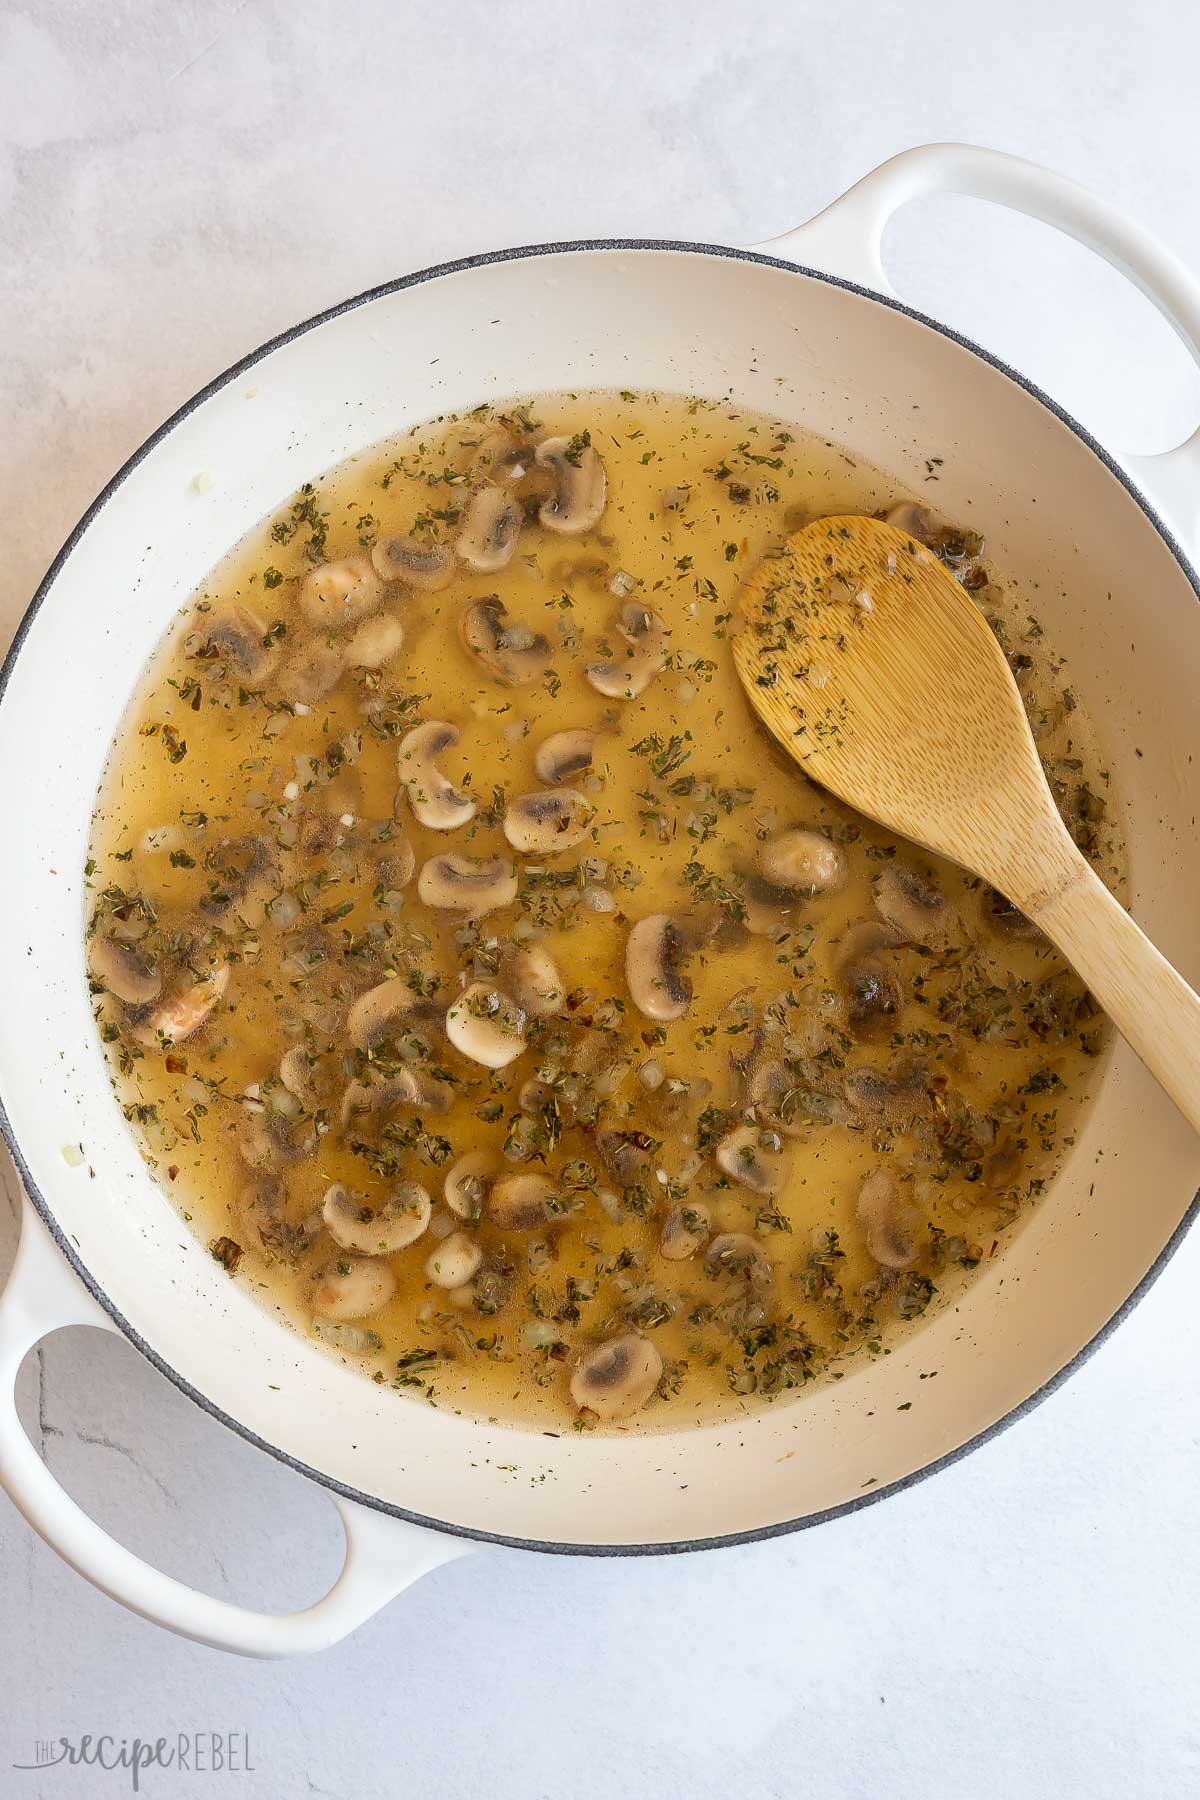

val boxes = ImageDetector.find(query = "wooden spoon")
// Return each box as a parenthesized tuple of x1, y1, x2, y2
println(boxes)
(733, 514, 1200, 1133)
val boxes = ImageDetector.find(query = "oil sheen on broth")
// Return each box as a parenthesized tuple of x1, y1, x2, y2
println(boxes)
(87, 392, 1122, 1431)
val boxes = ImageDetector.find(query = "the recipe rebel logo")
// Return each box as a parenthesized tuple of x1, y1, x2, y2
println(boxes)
(12, 1732, 254, 1790)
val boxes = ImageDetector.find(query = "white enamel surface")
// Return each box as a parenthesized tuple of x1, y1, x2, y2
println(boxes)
(2, 225, 1199, 1560)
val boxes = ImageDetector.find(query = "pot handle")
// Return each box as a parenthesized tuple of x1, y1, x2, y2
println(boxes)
(0, 1197, 472, 1656)
(752, 142, 1200, 553)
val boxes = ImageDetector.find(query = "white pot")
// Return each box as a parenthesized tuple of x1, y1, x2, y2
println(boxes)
(2, 143, 1199, 1657)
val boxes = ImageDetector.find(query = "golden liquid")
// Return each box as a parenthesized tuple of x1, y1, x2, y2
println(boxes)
(88, 392, 1123, 1431)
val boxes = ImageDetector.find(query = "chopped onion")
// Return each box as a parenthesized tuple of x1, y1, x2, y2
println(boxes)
(596, 1187, 623, 1224)
(311, 1320, 381, 1355)
(675, 1149, 703, 1188)
(269, 892, 300, 928)
(523, 1319, 563, 1348)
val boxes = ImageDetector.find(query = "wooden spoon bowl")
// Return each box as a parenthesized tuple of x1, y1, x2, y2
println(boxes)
(733, 514, 1200, 1132)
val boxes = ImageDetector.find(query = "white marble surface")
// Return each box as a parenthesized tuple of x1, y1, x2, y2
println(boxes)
(2, 1, 1200, 1794)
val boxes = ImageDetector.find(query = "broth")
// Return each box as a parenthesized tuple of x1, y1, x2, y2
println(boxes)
(86, 392, 1123, 1430)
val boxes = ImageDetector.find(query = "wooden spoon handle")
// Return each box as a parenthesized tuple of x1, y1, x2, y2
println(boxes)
(1033, 858, 1200, 1134)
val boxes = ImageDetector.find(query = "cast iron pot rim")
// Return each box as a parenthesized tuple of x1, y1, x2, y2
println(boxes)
(2, 236, 1197, 1557)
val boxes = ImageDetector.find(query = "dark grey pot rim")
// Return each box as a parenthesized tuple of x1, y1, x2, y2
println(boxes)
(2, 236, 1198, 1559)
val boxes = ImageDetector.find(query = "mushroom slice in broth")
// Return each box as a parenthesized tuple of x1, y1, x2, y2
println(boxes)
(534, 728, 596, 785)
(418, 853, 518, 915)
(457, 483, 523, 572)
(503, 789, 593, 855)
(322, 1182, 432, 1255)
(371, 535, 456, 590)
(398, 720, 477, 831)
(570, 1334, 661, 1420)
(536, 434, 607, 535)
(586, 601, 668, 699)
(459, 596, 552, 685)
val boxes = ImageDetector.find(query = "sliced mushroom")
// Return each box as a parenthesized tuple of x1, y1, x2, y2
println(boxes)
(983, 886, 1044, 941)
(757, 829, 845, 895)
(534, 728, 596, 785)
(875, 863, 951, 945)
(279, 641, 344, 706)
(595, 1118, 655, 1187)
(569, 1333, 661, 1420)
(704, 1232, 773, 1287)
(371, 534, 456, 590)
(456, 483, 523, 572)
(239, 1182, 311, 1260)
(190, 604, 279, 683)
(322, 1181, 431, 1255)
(842, 957, 902, 1035)
(279, 1045, 325, 1111)
(586, 602, 669, 699)
(503, 789, 593, 854)
(339, 1066, 423, 1127)
(444, 1149, 499, 1220)
(424, 1230, 483, 1289)
(459, 597, 552, 685)
(838, 923, 904, 1036)
(715, 1123, 780, 1196)
(470, 425, 551, 496)
(299, 556, 383, 629)
(740, 874, 797, 939)
(625, 914, 692, 1022)
(446, 983, 527, 1069)
(843, 1061, 929, 1128)
(89, 936, 161, 1006)
(346, 974, 418, 1050)
(345, 612, 405, 670)
(536, 434, 607, 536)
(132, 964, 229, 1046)
(856, 1167, 918, 1270)
(507, 943, 565, 1017)
(417, 854, 518, 915)
(311, 1256, 397, 1322)
(738, 1044, 811, 1139)
(197, 835, 280, 927)
(377, 830, 417, 890)
(398, 720, 476, 830)
(240, 1107, 316, 1170)
(659, 1202, 711, 1261)
(440, 1152, 496, 1224)
(488, 1171, 556, 1231)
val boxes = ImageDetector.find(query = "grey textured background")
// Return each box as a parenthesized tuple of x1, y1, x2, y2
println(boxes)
(2, 2, 1199, 1796)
